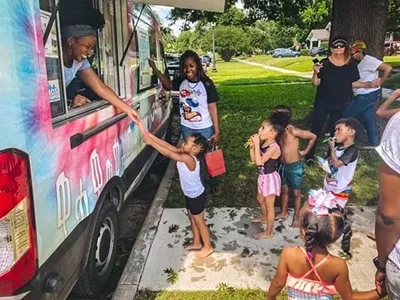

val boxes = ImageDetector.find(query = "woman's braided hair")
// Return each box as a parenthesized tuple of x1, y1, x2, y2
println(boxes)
(302, 204, 353, 257)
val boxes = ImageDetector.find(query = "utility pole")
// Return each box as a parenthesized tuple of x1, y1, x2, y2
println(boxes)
(212, 26, 217, 72)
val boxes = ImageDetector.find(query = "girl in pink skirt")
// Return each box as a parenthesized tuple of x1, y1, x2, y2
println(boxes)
(249, 116, 285, 239)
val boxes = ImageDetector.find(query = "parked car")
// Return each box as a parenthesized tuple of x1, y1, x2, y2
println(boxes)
(167, 56, 181, 79)
(201, 55, 212, 67)
(268, 48, 284, 55)
(272, 48, 301, 58)
(165, 53, 180, 64)
(310, 47, 328, 57)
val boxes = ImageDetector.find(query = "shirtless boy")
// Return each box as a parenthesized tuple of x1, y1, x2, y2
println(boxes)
(273, 106, 317, 227)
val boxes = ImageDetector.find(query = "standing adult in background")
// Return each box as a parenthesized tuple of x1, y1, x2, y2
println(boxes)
(373, 89, 400, 300)
(345, 40, 392, 149)
(305, 37, 378, 166)
(149, 50, 221, 194)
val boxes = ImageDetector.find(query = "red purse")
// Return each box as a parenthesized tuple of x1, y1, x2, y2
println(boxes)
(205, 147, 226, 177)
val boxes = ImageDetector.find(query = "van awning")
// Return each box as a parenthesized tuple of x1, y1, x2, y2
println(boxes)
(137, 0, 227, 13)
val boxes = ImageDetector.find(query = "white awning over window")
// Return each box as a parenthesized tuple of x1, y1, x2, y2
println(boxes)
(137, 0, 227, 12)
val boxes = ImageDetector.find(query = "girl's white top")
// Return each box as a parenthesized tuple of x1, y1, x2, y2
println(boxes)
(176, 155, 204, 198)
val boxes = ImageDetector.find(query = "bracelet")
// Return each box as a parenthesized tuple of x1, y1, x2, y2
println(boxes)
(373, 257, 386, 273)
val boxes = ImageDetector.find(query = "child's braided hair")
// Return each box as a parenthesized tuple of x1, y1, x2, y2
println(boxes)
(302, 204, 353, 257)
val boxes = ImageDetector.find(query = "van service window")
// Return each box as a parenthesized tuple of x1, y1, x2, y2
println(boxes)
(97, 0, 120, 94)
(40, 0, 140, 125)
(40, 0, 67, 118)
(133, 5, 158, 92)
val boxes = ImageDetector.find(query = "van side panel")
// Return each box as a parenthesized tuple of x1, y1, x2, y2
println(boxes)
(0, 0, 170, 273)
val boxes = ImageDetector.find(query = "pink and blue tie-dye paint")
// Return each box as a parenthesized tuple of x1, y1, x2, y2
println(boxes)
(0, 0, 171, 269)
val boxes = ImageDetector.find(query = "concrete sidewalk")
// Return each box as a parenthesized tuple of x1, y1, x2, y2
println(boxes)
(139, 207, 377, 292)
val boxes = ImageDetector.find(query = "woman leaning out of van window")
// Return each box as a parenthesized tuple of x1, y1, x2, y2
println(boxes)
(59, 5, 140, 123)
(148, 50, 220, 146)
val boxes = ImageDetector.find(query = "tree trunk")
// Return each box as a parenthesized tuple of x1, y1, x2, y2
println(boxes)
(330, 0, 389, 59)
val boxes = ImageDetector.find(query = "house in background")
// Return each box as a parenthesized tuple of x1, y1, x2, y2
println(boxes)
(306, 22, 331, 49)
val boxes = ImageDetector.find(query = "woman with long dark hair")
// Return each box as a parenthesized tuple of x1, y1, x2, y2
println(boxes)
(305, 37, 377, 165)
(149, 50, 221, 193)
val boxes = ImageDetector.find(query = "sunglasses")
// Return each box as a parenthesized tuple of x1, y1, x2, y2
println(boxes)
(331, 43, 346, 49)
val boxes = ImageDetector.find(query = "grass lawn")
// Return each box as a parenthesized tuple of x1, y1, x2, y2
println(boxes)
(165, 61, 380, 209)
(136, 288, 344, 300)
(383, 55, 400, 68)
(383, 72, 400, 90)
(242, 54, 400, 73)
(241, 55, 313, 73)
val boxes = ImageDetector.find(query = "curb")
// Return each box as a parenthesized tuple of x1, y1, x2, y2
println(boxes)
(112, 158, 176, 300)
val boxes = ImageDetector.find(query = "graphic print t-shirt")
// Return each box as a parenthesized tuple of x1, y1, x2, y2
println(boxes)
(324, 144, 359, 197)
(173, 77, 219, 129)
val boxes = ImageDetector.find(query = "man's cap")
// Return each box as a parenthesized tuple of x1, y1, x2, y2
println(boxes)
(351, 40, 367, 53)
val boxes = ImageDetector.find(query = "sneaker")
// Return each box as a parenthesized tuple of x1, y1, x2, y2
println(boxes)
(306, 159, 314, 167)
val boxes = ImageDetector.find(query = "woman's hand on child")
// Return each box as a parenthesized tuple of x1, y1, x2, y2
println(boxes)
(299, 150, 306, 157)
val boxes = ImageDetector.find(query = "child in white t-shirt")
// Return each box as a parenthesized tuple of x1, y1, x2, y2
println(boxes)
(319, 118, 360, 207)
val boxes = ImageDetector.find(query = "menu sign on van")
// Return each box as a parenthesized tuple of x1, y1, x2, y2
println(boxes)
(137, 26, 151, 90)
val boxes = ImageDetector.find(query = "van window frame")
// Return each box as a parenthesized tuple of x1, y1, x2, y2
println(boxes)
(135, 17, 159, 95)
(40, 0, 69, 118)
(49, 0, 126, 127)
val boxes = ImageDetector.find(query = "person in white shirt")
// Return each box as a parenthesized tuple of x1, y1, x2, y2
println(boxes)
(345, 40, 392, 148)
(373, 89, 400, 300)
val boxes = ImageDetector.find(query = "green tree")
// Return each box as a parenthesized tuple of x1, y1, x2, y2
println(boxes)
(387, 0, 400, 30)
(216, 7, 249, 28)
(161, 27, 177, 53)
(300, 0, 332, 29)
(246, 27, 269, 53)
(202, 26, 249, 61)
(175, 30, 202, 53)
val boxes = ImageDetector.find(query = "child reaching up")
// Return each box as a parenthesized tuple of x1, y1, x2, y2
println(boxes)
(249, 117, 284, 239)
(272, 105, 317, 228)
(141, 127, 213, 260)
(267, 200, 385, 300)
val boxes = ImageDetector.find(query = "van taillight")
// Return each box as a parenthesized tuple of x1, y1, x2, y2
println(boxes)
(0, 149, 37, 295)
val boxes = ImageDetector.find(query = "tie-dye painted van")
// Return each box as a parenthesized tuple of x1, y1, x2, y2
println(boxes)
(0, 1, 172, 298)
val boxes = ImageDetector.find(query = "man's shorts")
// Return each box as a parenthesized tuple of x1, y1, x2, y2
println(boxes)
(185, 192, 207, 215)
(278, 161, 304, 190)
(386, 259, 400, 300)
